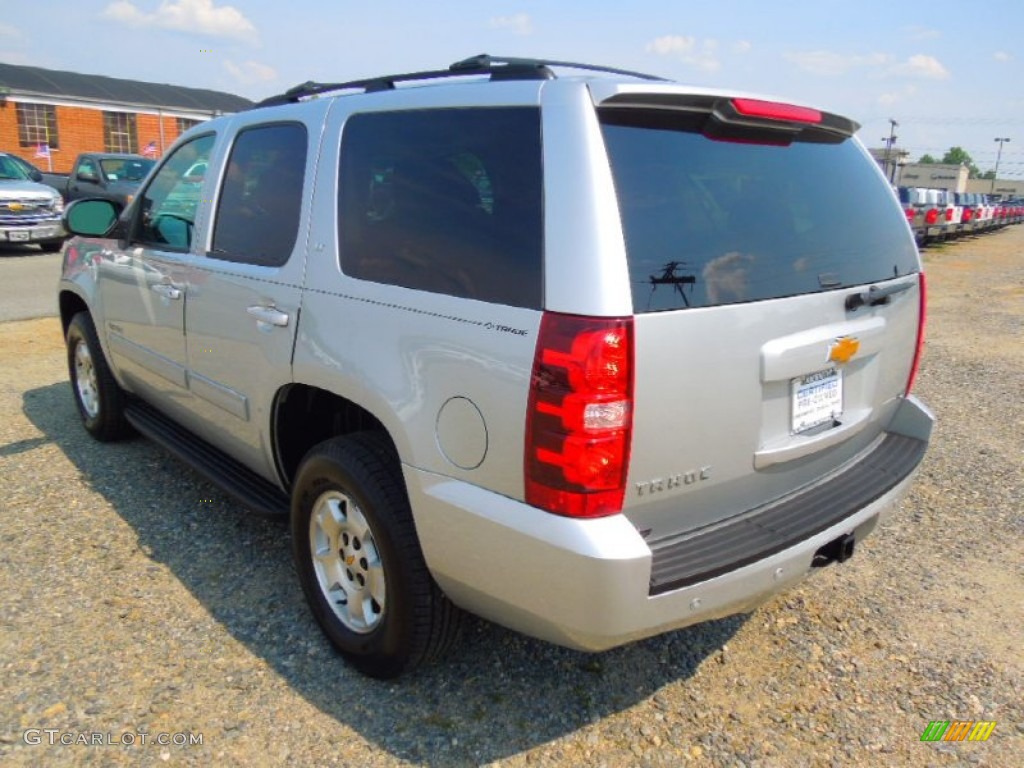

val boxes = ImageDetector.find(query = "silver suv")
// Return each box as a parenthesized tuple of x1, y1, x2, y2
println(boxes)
(58, 55, 933, 678)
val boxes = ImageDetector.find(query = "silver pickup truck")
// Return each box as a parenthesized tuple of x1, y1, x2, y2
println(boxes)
(58, 55, 933, 678)
(0, 152, 66, 251)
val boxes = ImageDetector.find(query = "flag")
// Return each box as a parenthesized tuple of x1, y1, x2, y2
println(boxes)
(34, 143, 50, 159)
(142, 141, 158, 157)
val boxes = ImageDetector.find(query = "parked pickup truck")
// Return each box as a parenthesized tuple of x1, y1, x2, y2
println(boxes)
(0, 151, 66, 251)
(40, 153, 155, 206)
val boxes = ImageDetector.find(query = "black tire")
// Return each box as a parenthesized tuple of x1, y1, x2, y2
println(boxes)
(39, 240, 65, 253)
(291, 432, 463, 678)
(66, 312, 132, 441)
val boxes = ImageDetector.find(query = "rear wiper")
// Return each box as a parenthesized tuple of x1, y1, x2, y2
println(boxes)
(844, 281, 913, 311)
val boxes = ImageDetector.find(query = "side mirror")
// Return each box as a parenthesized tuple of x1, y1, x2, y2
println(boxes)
(29, 169, 43, 182)
(77, 169, 100, 183)
(64, 199, 122, 237)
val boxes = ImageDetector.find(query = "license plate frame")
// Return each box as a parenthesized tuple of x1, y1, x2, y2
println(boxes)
(791, 367, 843, 434)
(8, 230, 31, 242)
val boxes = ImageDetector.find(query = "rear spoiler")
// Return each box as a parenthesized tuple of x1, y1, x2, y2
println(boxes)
(598, 91, 859, 142)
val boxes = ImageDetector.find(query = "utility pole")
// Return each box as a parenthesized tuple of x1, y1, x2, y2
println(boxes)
(992, 137, 1011, 195)
(883, 118, 898, 183)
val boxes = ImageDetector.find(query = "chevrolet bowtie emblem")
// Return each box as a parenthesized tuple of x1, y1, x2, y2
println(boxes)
(8, 203, 25, 211)
(828, 336, 860, 365)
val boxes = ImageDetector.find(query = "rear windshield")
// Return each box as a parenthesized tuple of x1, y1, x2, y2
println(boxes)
(600, 109, 919, 313)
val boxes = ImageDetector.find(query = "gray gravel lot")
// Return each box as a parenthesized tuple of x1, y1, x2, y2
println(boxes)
(0, 246, 62, 321)
(0, 227, 1021, 767)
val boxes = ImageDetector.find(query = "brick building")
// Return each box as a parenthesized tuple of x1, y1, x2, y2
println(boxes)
(0, 62, 251, 173)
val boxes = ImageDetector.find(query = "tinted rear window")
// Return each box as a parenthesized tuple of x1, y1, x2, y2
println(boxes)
(600, 110, 918, 313)
(338, 108, 543, 309)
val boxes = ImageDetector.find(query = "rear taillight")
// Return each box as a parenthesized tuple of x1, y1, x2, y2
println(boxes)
(525, 313, 634, 518)
(904, 207, 916, 224)
(963, 209, 973, 222)
(944, 208, 954, 222)
(906, 272, 927, 395)
(925, 208, 939, 225)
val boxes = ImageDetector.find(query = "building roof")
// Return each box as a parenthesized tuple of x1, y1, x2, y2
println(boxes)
(0, 61, 252, 114)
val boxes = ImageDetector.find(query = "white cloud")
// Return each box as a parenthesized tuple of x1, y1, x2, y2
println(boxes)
(224, 59, 277, 85)
(878, 84, 918, 106)
(489, 14, 533, 36)
(784, 50, 949, 81)
(102, 0, 257, 41)
(646, 35, 721, 72)
(783, 50, 891, 76)
(904, 25, 941, 41)
(891, 54, 949, 80)
(0, 23, 22, 38)
(993, 51, 1012, 63)
(732, 40, 752, 55)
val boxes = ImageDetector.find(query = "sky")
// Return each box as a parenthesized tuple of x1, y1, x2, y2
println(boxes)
(2, 0, 1022, 177)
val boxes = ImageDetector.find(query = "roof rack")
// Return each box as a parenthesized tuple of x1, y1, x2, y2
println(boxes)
(252, 54, 667, 109)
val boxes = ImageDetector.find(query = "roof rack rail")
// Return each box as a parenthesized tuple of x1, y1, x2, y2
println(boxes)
(252, 54, 667, 109)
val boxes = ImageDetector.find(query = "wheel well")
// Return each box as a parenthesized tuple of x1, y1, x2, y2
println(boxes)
(59, 291, 89, 336)
(274, 384, 396, 486)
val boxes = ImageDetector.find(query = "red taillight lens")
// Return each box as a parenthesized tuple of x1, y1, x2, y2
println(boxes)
(525, 313, 634, 518)
(963, 209, 973, 222)
(925, 208, 939, 225)
(944, 208, 954, 222)
(731, 98, 822, 124)
(906, 272, 927, 395)
(904, 207, 916, 224)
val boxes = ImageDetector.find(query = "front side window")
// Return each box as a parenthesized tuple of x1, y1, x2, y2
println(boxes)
(210, 123, 307, 267)
(134, 134, 216, 250)
(103, 112, 137, 153)
(16, 103, 59, 149)
(338, 108, 543, 309)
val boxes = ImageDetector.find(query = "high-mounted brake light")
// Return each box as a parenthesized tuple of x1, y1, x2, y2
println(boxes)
(906, 272, 927, 395)
(731, 98, 822, 125)
(525, 313, 634, 518)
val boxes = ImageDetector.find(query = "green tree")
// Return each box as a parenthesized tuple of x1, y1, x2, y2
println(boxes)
(941, 146, 981, 178)
(918, 154, 937, 164)
(980, 170, 996, 180)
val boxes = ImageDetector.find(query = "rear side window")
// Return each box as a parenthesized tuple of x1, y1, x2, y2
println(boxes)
(600, 110, 919, 313)
(338, 108, 543, 309)
(211, 122, 307, 267)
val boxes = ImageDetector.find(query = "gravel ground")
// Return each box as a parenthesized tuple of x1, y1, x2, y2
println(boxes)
(1, 226, 1021, 767)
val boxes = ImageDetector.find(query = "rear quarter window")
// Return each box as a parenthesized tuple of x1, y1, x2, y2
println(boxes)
(600, 109, 919, 313)
(337, 107, 543, 309)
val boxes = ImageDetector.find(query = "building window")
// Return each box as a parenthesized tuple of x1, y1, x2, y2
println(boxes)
(103, 112, 137, 153)
(176, 117, 201, 135)
(16, 103, 59, 149)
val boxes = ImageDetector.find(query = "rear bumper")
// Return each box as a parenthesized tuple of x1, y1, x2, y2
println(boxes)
(408, 396, 933, 652)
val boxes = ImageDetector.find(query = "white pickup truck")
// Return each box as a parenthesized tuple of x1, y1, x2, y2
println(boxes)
(0, 152, 66, 252)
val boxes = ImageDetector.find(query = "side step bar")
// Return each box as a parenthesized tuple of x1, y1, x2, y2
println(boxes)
(125, 399, 289, 518)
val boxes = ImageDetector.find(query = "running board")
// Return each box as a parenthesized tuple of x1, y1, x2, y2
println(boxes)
(124, 399, 289, 518)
